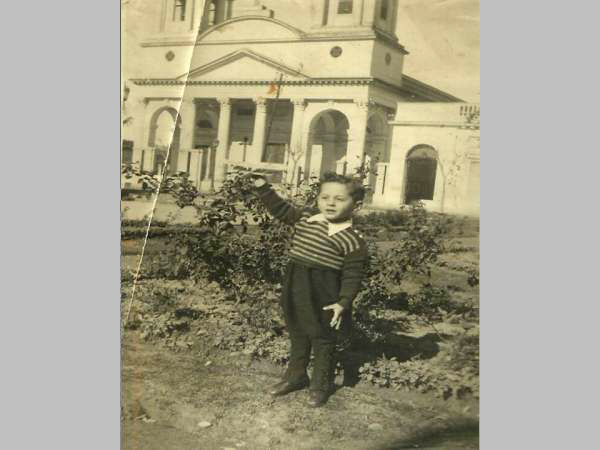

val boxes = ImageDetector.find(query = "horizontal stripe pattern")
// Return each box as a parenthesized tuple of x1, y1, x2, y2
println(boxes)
(257, 181, 364, 270)
(255, 184, 368, 308)
(288, 218, 363, 271)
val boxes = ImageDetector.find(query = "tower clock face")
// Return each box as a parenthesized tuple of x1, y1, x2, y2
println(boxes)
(330, 46, 343, 58)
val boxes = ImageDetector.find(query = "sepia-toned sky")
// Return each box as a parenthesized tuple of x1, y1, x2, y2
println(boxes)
(122, 0, 479, 102)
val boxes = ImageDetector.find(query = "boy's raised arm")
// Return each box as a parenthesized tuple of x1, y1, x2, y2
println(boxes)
(253, 177, 306, 226)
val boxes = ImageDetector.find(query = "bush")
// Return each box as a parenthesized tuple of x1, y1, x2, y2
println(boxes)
(124, 168, 479, 397)
(122, 282, 201, 349)
(351, 202, 450, 343)
(359, 332, 479, 399)
(354, 210, 410, 229)
(132, 171, 456, 337)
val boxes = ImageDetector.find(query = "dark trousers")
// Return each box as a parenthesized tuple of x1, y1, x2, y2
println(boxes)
(284, 330, 336, 392)
(281, 262, 352, 392)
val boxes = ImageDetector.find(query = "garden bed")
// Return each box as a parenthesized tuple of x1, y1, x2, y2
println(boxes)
(120, 171, 479, 448)
(121, 273, 479, 449)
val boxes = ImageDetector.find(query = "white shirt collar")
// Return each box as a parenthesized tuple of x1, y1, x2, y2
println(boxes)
(306, 213, 352, 236)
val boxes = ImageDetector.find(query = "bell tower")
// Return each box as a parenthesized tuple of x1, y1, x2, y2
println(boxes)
(158, 0, 236, 34)
(312, 0, 398, 39)
(199, 0, 234, 31)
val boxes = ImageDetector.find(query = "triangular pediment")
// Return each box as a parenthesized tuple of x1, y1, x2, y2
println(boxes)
(178, 49, 308, 81)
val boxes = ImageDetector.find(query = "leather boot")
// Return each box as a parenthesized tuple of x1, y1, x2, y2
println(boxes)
(307, 389, 330, 408)
(269, 378, 309, 396)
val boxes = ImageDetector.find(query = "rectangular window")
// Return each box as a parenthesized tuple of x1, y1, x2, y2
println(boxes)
(173, 0, 186, 22)
(337, 0, 353, 14)
(237, 108, 254, 116)
(262, 143, 286, 164)
(122, 140, 133, 164)
(322, 0, 330, 25)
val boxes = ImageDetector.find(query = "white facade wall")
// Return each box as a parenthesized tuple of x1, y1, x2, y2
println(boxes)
(122, 1, 477, 216)
(372, 103, 480, 216)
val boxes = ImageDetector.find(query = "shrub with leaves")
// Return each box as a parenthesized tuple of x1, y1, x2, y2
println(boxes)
(123, 167, 479, 396)
(359, 332, 479, 399)
(122, 281, 203, 348)
(351, 202, 450, 343)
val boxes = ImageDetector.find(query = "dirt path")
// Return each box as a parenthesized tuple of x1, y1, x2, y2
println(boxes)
(121, 333, 478, 450)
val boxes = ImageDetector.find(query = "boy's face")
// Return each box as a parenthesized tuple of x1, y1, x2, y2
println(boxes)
(317, 182, 358, 222)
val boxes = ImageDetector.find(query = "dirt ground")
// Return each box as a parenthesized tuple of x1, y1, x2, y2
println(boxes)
(121, 229, 479, 449)
(121, 328, 478, 450)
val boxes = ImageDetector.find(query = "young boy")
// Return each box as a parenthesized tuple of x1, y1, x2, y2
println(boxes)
(251, 171, 368, 407)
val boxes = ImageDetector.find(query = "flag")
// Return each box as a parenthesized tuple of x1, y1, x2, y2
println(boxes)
(267, 74, 283, 95)
(267, 81, 279, 95)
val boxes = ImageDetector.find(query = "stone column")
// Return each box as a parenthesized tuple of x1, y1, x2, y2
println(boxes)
(179, 98, 197, 147)
(362, 0, 377, 27)
(189, 0, 202, 31)
(176, 98, 196, 175)
(132, 98, 148, 171)
(214, 97, 232, 185)
(287, 98, 306, 183)
(251, 97, 268, 164)
(346, 99, 371, 176)
(387, 125, 409, 208)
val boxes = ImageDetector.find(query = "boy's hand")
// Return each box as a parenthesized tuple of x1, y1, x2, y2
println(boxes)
(253, 177, 267, 188)
(245, 172, 267, 188)
(323, 303, 345, 330)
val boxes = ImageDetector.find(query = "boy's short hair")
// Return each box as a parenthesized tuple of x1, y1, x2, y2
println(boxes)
(318, 171, 366, 203)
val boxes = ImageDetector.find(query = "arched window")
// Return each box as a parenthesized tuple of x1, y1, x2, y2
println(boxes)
(148, 107, 182, 175)
(207, 0, 217, 26)
(380, 0, 389, 20)
(337, 0, 353, 14)
(173, 0, 186, 21)
(405, 145, 438, 203)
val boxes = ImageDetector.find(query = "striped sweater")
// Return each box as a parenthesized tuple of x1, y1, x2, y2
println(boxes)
(256, 184, 368, 309)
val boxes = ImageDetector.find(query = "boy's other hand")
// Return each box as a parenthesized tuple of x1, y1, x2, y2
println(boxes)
(323, 303, 345, 330)
(245, 172, 267, 188)
(253, 177, 267, 188)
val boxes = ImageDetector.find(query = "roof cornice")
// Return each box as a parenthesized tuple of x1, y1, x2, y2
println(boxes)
(130, 78, 374, 87)
(140, 34, 407, 52)
(129, 76, 460, 103)
(400, 75, 463, 102)
(388, 121, 479, 130)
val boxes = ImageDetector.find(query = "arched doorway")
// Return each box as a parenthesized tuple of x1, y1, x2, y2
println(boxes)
(305, 109, 349, 180)
(404, 145, 438, 204)
(148, 107, 182, 175)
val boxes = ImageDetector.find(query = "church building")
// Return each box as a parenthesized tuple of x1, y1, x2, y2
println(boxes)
(122, 0, 479, 216)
